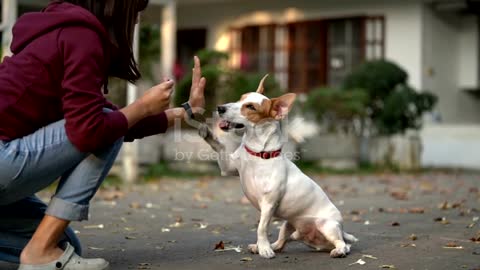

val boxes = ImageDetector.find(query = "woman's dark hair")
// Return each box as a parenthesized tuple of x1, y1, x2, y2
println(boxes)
(56, 0, 149, 83)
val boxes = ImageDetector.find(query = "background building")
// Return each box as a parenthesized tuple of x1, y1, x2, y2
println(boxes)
(2, 0, 480, 169)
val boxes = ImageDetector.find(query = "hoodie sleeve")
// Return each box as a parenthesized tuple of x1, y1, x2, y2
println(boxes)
(104, 100, 169, 142)
(59, 26, 129, 153)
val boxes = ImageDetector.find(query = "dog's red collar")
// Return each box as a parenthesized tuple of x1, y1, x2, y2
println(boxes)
(244, 145, 282, 159)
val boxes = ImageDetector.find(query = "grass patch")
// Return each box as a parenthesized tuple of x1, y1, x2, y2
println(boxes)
(295, 160, 402, 175)
(103, 175, 123, 188)
(143, 162, 216, 181)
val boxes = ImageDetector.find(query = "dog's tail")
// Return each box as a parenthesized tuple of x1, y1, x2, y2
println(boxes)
(343, 232, 359, 243)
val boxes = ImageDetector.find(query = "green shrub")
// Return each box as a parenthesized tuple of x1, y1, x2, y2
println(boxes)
(377, 85, 437, 134)
(139, 23, 160, 82)
(343, 60, 437, 135)
(343, 60, 408, 100)
(304, 87, 369, 133)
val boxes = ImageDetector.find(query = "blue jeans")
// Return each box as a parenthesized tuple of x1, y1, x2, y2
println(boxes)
(0, 115, 123, 263)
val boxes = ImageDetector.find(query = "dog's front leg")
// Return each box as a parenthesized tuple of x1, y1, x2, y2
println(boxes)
(248, 201, 277, 259)
(198, 123, 224, 152)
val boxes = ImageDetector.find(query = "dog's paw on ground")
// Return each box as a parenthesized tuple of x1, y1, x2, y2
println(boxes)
(330, 247, 348, 258)
(270, 241, 285, 252)
(258, 245, 276, 259)
(248, 244, 258, 254)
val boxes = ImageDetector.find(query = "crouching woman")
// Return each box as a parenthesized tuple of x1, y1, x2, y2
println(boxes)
(0, 0, 206, 269)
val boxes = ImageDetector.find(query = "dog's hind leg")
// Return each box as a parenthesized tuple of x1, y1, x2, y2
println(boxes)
(316, 219, 349, 258)
(343, 232, 358, 244)
(271, 221, 295, 252)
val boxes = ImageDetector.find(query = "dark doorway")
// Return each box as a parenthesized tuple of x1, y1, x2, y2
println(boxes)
(176, 28, 207, 80)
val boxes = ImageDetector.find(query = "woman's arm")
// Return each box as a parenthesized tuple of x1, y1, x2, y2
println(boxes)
(121, 56, 206, 141)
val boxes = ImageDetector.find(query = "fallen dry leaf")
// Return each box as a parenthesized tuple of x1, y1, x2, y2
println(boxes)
(169, 222, 183, 228)
(469, 187, 479, 193)
(137, 262, 151, 269)
(408, 207, 425, 214)
(438, 201, 449, 210)
(214, 241, 225, 250)
(467, 223, 476, 228)
(434, 217, 450, 224)
(408, 234, 418, 241)
(470, 232, 480, 243)
(349, 259, 366, 266)
(125, 236, 137, 240)
(362, 254, 378, 260)
(97, 189, 125, 201)
(390, 191, 408, 200)
(175, 216, 183, 223)
(379, 265, 396, 269)
(129, 202, 142, 209)
(443, 242, 463, 249)
(350, 210, 360, 215)
(400, 243, 416, 248)
(88, 246, 105, 250)
(352, 215, 362, 222)
(470, 236, 480, 243)
(83, 224, 104, 229)
(214, 245, 242, 253)
(240, 257, 253, 262)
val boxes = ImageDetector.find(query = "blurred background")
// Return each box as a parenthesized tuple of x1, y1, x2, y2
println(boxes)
(2, 0, 480, 182)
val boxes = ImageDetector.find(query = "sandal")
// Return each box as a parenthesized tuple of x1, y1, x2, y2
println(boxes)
(18, 243, 109, 270)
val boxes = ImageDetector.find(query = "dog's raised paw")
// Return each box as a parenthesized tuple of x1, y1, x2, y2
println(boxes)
(198, 124, 209, 138)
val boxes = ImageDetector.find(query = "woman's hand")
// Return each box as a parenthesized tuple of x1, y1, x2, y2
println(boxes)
(188, 56, 206, 114)
(140, 79, 175, 116)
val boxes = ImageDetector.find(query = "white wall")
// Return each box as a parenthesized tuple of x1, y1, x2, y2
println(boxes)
(178, 0, 424, 89)
(458, 16, 479, 89)
(421, 6, 480, 124)
(421, 125, 480, 170)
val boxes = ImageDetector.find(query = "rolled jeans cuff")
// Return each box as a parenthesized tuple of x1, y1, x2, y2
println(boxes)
(45, 197, 89, 221)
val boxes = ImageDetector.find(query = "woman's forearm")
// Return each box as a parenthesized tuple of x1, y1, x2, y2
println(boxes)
(120, 100, 149, 128)
(164, 107, 186, 127)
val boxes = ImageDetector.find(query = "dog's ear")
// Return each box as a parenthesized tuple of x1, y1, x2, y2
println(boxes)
(270, 93, 296, 120)
(256, 74, 269, 94)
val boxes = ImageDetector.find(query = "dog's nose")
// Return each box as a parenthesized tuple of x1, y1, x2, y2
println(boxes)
(217, 105, 227, 115)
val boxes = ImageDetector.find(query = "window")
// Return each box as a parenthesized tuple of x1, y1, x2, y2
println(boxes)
(229, 16, 385, 92)
(230, 25, 288, 88)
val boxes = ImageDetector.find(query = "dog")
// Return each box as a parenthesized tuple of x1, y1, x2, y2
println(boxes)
(199, 75, 357, 259)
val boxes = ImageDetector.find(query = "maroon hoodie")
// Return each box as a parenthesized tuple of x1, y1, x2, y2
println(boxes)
(0, 2, 168, 153)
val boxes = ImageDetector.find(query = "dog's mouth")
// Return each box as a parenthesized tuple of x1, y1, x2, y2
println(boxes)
(218, 120, 245, 131)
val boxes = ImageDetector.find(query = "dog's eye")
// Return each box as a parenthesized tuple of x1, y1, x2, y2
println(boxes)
(246, 104, 256, 111)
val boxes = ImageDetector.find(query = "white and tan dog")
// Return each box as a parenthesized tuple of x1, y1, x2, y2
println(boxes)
(201, 76, 357, 259)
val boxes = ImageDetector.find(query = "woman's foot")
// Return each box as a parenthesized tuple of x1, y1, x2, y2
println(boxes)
(19, 243, 109, 270)
(20, 243, 64, 265)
